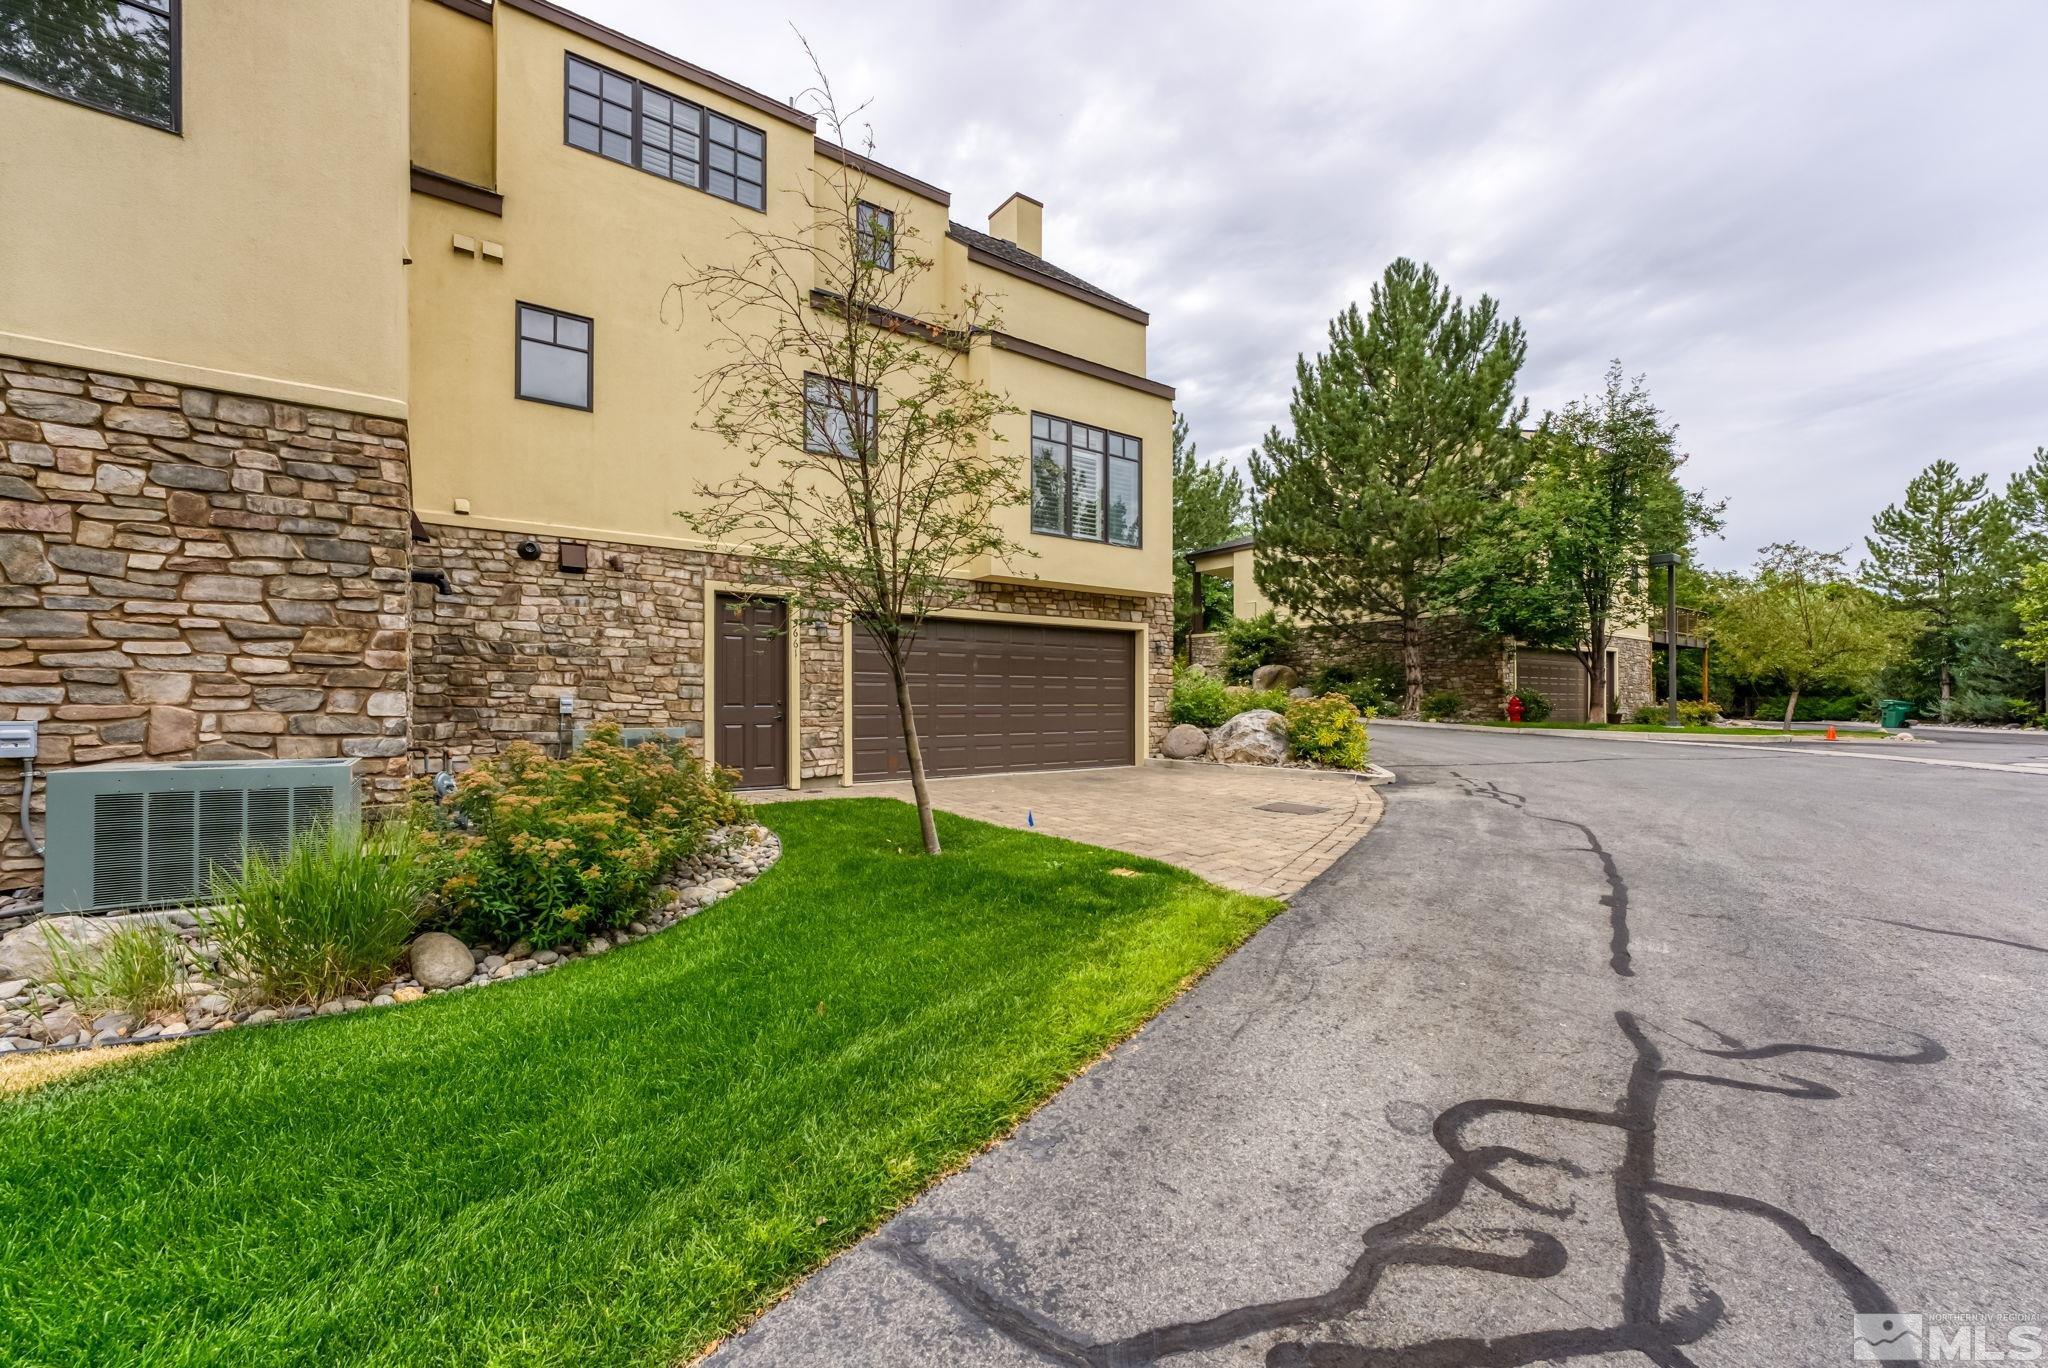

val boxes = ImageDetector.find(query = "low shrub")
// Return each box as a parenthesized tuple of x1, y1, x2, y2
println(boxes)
(210, 821, 431, 1005)
(1170, 667, 1294, 729)
(46, 923, 187, 1018)
(1169, 664, 1232, 728)
(421, 727, 742, 949)
(1285, 694, 1369, 769)
(1633, 700, 1724, 727)
(1511, 688, 1552, 723)
(1946, 692, 2035, 725)
(1753, 693, 1870, 723)
(1218, 612, 1297, 684)
(1420, 689, 1462, 721)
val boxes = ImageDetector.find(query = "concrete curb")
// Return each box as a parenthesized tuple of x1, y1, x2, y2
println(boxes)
(1146, 757, 1395, 786)
(1362, 718, 1917, 747)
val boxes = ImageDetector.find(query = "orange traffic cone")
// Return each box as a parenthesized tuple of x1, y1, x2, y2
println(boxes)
(1825, 725, 1837, 741)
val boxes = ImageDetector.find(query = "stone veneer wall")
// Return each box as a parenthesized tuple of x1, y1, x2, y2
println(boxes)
(0, 357, 412, 889)
(410, 524, 1173, 778)
(1611, 635, 1654, 718)
(1292, 619, 1512, 717)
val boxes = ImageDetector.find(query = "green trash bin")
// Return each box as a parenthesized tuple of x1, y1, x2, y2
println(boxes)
(1879, 699, 1912, 729)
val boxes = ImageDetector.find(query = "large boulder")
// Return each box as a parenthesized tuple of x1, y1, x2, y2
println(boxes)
(1207, 709, 1290, 765)
(0, 915, 118, 983)
(1250, 664, 1299, 692)
(408, 932, 476, 990)
(1161, 723, 1210, 759)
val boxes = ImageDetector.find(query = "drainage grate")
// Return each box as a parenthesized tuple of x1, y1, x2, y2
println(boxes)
(1256, 800, 1330, 815)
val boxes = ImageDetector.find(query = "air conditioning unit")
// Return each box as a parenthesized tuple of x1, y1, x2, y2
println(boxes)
(44, 759, 359, 913)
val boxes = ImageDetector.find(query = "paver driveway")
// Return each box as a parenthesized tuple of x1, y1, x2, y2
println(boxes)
(765, 761, 1384, 899)
(713, 724, 2046, 1367)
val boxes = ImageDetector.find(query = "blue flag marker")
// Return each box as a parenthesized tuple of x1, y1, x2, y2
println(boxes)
(1026, 810, 1035, 828)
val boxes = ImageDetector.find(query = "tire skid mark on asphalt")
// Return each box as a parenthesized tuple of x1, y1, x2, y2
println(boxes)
(1449, 773, 1634, 978)
(878, 1011, 1947, 1367)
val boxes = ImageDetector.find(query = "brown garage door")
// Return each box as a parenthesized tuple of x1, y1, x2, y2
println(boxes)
(1516, 649, 1591, 723)
(853, 619, 1135, 779)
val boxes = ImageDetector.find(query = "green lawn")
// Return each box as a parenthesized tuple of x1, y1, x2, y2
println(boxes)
(0, 800, 1278, 1366)
(1467, 719, 1847, 737)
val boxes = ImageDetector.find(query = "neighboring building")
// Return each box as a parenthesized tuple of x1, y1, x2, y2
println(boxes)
(1183, 537, 1666, 722)
(0, 0, 1172, 887)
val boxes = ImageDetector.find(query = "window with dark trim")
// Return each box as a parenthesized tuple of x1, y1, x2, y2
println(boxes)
(1030, 413, 1141, 547)
(804, 375, 877, 459)
(516, 303, 592, 410)
(564, 52, 765, 211)
(856, 202, 895, 271)
(0, 0, 179, 132)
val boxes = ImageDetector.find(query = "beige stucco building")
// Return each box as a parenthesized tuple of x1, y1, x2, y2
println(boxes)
(0, 0, 1174, 885)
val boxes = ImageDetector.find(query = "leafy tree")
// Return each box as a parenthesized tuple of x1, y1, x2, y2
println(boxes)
(1170, 410, 1247, 647)
(1249, 259, 1530, 716)
(673, 61, 1021, 855)
(1711, 545, 1908, 728)
(1862, 459, 2004, 714)
(1457, 364, 1722, 718)
(2008, 561, 2048, 709)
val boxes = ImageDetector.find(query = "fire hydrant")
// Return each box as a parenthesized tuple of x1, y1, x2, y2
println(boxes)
(1506, 694, 1525, 724)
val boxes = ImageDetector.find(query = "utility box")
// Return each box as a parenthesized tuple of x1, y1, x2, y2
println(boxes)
(0, 720, 37, 759)
(44, 759, 358, 913)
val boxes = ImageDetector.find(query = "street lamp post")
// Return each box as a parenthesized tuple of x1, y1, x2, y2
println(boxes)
(1650, 552, 1680, 727)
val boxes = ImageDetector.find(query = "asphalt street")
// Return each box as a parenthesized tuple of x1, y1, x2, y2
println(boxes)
(709, 726, 2048, 1366)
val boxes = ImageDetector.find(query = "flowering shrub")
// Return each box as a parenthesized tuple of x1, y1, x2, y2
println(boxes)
(418, 727, 743, 949)
(1284, 693, 1369, 769)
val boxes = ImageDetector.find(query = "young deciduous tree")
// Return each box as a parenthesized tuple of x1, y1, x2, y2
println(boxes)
(671, 61, 1022, 855)
(1170, 410, 1247, 646)
(2009, 561, 2048, 707)
(1862, 459, 2003, 714)
(1456, 363, 1721, 718)
(1711, 544, 1908, 728)
(1249, 259, 1530, 716)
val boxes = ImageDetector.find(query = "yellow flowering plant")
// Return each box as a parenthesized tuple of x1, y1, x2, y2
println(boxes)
(414, 726, 744, 948)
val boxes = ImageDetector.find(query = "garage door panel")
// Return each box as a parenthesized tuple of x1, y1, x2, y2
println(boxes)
(1517, 649, 1590, 723)
(854, 619, 1135, 779)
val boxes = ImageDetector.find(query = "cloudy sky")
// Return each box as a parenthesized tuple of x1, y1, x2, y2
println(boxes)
(588, 0, 2048, 569)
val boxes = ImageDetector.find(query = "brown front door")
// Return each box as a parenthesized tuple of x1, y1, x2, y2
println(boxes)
(714, 595, 787, 789)
(851, 619, 1135, 779)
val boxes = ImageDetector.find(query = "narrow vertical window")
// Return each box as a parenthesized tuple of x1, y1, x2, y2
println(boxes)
(0, 0, 178, 131)
(857, 202, 896, 271)
(804, 375, 877, 458)
(516, 304, 593, 411)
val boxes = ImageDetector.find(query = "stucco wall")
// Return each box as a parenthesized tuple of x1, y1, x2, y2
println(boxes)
(0, 357, 412, 889)
(0, 0, 410, 416)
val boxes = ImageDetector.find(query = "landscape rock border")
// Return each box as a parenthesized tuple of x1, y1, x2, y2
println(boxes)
(0, 823, 778, 1056)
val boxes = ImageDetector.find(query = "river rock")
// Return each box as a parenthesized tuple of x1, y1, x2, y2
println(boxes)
(408, 931, 476, 990)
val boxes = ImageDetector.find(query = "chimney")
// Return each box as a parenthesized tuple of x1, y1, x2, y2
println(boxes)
(988, 193, 1043, 257)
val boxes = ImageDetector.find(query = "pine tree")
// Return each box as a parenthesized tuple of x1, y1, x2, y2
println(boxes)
(1249, 259, 1529, 716)
(1170, 411, 1247, 645)
(1862, 459, 2003, 713)
(2002, 446, 2048, 561)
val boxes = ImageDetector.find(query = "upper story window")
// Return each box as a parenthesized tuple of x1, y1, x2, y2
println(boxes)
(856, 202, 895, 272)
(516, 303, 592, 411)
(1030, 413, 1141, 547)
(564, 53, 765, 211)
(804, 375, 877, 459)
(0, 0, 178, 132)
